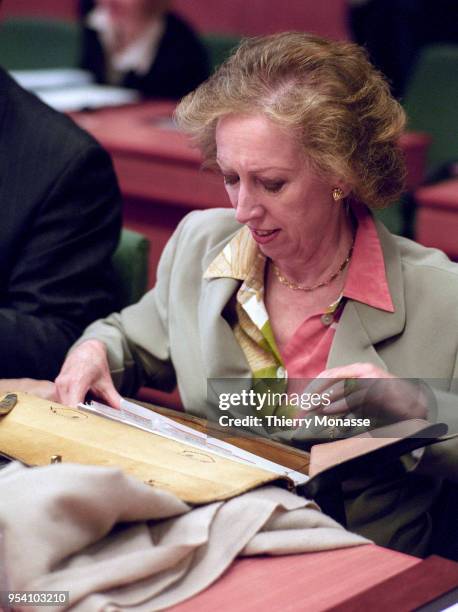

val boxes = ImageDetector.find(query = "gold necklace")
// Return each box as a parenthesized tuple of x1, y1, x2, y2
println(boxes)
(272, 240, 354, 291)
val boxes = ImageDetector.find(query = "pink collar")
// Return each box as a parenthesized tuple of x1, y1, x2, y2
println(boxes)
(343, 204, 394, 312)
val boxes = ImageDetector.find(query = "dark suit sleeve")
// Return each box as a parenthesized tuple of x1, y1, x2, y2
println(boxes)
(0, 144, 122, 379)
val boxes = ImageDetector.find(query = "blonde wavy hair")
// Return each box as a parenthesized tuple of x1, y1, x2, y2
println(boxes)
(175, 32, 407, 209)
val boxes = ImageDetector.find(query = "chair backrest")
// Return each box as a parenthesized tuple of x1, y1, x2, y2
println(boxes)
(403, 45, 458, 177)
(112, 228, 150, 309)
(0, 17, 79, 70)
(201, 33, 241, 71)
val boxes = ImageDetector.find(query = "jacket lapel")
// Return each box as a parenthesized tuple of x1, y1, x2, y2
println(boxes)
(198, 275, 253, 406)
(197, 222, 251, 378)
(198, 275, 251, 378)
(328, 220, 406, 370)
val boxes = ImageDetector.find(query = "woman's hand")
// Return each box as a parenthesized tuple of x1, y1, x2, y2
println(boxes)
(0, 378, 57, 401)
(55, 339, 122, 408)
(306, 362, 429, 423)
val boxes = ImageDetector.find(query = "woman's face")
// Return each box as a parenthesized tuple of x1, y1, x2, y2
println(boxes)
(215, 113, 344, 265)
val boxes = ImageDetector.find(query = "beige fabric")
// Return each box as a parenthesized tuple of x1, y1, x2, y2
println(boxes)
(0, 462, 367, 612)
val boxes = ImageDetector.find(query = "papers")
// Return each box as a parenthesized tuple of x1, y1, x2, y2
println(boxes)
(78, 399, 309, 487)
(35, 84, 140, 112)
(10, 68, 93, 92)
(9, 68, 140, 112)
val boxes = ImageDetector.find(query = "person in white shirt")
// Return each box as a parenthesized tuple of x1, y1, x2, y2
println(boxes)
(79, 0, 210, 99)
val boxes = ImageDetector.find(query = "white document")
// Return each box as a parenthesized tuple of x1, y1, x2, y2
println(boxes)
(78, 399, 309, 486)
(9, 69, 138, 112)
(10, 68, 93, 92)
(36, 84, 139, 112)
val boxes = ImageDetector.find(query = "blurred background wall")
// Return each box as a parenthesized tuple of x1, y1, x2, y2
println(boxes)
(0, 0, 349, 39)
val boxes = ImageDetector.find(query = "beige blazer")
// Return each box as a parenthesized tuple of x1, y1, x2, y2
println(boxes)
(80, 208, 458, 555)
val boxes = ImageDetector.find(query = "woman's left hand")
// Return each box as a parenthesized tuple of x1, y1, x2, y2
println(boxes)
(0, 378, 57, 401)
(305, 362, 429, 422)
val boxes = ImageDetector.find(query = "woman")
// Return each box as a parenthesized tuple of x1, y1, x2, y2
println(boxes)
(79, 0, 210, 99)
(56, 33, 457, 557)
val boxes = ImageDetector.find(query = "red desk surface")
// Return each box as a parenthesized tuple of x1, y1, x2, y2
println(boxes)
(72, 102, 228, 210)
(72, 102, 229, 289)
(415, 178, 458, 259)
(170, 544, 420, 612)
(416, 178, 458, 211)
(399, 131, 432, 192)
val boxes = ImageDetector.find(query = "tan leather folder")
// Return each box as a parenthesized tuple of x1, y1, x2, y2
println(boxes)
(0, 392, 303, 504)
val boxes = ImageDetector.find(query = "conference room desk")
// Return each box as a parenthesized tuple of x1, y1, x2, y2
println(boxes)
(170, 545, 458, 612)
(72, 102, 226, 286)
(400, 131, 432, 192)
(72, 103, 431, 287)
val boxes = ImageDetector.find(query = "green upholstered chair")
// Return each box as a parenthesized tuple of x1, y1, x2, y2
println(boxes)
(112, 230, 182, 410)
(399, 45, 458, 238)
(112, 228, 150, 309)
(403, 45, 458, 178)
(374, 45, 458, 238)
(0, 18, 80, 70)
(373, 205, 403, 235)
(201, 33, 241, 71)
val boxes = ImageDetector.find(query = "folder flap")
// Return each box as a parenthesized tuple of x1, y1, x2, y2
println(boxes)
(301, 420, 451, 505)
(0, 393, 294, 505)
(308, 419, 448, 478)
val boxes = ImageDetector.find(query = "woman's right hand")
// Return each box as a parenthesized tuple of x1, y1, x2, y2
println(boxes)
(55, 339, 122, 408)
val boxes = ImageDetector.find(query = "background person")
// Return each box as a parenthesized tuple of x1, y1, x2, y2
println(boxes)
(79, 0, 210, 99)
(56, 33, 457, 557)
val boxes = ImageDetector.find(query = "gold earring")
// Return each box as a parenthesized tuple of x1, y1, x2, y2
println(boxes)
(332, 187, 344, 202)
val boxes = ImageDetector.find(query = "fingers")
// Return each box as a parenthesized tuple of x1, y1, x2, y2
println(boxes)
(303, 376, 362, 411)
(38, 381, 58, 402)
(55, 355, 96, 407)
(321, 388, 368, 415)
(303, 363, 382, 397)
(55, 375, 89, 408)
(0, 379, 58, 402)
(306, 365, 424, 422)
(93, 378, 122, 410)
(303, 363, 393, 416)
(54, 340, 118, 408)
(316, 363, 391, 380)
(301, 379, 345, 411)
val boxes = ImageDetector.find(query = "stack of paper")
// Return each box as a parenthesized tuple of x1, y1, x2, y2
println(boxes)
(80, 399, 309, 487)
(10, 68, 139, 112)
